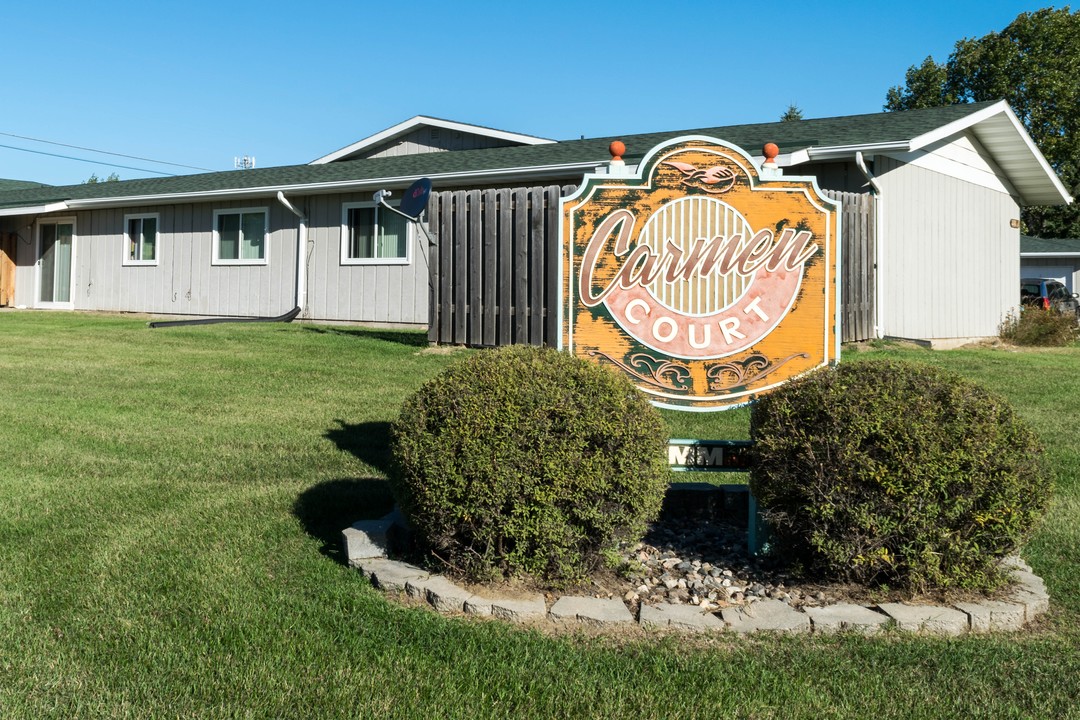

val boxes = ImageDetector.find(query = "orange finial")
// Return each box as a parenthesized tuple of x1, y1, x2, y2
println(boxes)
(763, 143, 780, 162)
(609, 141, 626, 162)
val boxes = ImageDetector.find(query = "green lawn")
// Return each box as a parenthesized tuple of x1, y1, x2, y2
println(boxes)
(0, 312, 1077, 719)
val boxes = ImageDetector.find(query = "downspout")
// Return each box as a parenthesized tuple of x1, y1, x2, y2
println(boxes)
(276, 191, 307, 317)
(855, 151, 884, 339)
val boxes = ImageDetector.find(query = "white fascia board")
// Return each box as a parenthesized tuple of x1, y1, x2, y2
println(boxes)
(311, 115, 556, 165)
(805, 141, 911, 161)
(63, 161, 604, 209)
(908, 100, 1010, 151)
(1021, 251, 1080, 258)
(0, 201, 69, 217)
(775, 149, 811, 167)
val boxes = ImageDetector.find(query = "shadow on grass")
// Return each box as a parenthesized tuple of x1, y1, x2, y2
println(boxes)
(293, 478, 396, 563)
(325, 420, 393, 476)
(302, 325, 427, 347)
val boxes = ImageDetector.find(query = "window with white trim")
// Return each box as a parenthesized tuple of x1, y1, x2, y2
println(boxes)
(213, 208, 268, 265)
(341, 202, 410, 265)
(124, 213, 159, 265)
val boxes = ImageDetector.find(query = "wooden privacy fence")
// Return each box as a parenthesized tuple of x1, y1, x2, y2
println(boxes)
(427, 186, 572, 347)
(825, 190, 877, 343)
(427, 186, 876, 347)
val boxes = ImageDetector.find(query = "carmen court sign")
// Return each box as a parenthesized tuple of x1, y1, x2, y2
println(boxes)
(561, 137, 840, 411)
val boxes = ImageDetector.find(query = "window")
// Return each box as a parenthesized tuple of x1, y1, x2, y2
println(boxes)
(213, 208, 268, 265)
(341, 202, 410, 265)
(124, 213, 159, 265)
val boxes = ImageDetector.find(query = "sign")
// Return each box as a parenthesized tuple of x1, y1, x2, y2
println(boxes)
(668, 439, 753, 472)
(561, 137, 839, 411)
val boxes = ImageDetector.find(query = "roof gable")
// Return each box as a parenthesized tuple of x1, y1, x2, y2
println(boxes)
(310, 115, 555, 164)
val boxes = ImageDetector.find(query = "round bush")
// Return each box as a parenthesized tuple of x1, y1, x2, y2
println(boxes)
(749, 359, 1052, 591)
(389, 345, 669, 586)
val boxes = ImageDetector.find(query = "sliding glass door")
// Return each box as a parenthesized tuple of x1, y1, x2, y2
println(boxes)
(38, 219, 75, 307)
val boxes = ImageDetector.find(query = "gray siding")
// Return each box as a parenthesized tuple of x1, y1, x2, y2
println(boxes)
(7, 195, 429, 325)
(875, 154, 1019, 340)
(303, 192, 428, 324)
(66, 202, 299, 318)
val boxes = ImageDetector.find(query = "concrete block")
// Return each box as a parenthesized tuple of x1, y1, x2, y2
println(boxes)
(463, 596, 493, 616)
(877, 603, 969, 634)
(721, 599, 810, 634)
(490, 595, 547, 623)
(999, 554, 1032, 574)
(342, 518, 394, 565)
(1009, 588, 1050, 621)
(1010, 570, 1047, 595)
(361, 558, 429, 593)
(549, 596, 634, 626)
(804, 603, 889, 635)
(639, 603, 725, 632)
(954, 600, 1027, 632)
(415, 576, 473, 614)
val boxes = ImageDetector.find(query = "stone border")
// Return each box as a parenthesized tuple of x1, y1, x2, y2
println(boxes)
(343, 514, 1049, 635)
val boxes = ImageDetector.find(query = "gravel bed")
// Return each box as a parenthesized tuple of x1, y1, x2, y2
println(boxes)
(608, 518, 840, 614)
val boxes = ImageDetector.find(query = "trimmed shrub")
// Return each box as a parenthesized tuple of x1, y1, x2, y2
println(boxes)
(389, 345, 669, 586)
(749, 359, 1052, 591)
(999, 306, 1078, 346)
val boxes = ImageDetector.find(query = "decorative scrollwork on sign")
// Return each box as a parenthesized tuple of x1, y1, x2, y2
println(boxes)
(706, 353, 809, 392)
(588, 351, 692, 392)
(662, 161, 737, 194)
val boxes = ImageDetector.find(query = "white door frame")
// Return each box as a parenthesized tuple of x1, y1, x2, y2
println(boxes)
(34, 216, 77, 310)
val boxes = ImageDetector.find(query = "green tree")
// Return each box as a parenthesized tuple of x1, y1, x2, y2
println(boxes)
(83, 172, 120, 184)
(884, 7, 1080, 237)
(780, 104, 804, 122)
(883, 57, 956, 110)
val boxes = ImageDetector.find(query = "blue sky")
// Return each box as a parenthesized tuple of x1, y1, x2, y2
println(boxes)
(0, 0, 1054, 186)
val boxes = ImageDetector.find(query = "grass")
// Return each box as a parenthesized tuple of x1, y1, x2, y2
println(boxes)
(0, 313, 1078, 719)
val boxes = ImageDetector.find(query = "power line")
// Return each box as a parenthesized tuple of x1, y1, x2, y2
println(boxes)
(0, 130, 213, 172)
(0, 142, 175, 177)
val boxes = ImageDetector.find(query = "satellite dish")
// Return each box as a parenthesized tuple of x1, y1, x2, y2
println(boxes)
(399, 178, 432, 220)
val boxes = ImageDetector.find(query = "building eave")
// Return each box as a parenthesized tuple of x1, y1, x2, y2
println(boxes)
(56, 161, 602, 210)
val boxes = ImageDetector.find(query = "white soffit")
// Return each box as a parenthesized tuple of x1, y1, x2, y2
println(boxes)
(311, 116, 556, 165)
(910, 101, 1072, 206)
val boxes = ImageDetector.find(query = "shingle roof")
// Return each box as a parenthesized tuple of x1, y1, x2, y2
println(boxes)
(0, 101, 1009, 212)
(0, 178, 50, 192)
(1021, 235, 1080, 254)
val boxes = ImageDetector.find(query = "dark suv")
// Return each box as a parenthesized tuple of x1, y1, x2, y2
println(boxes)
(1021, 278, 1080, 317)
